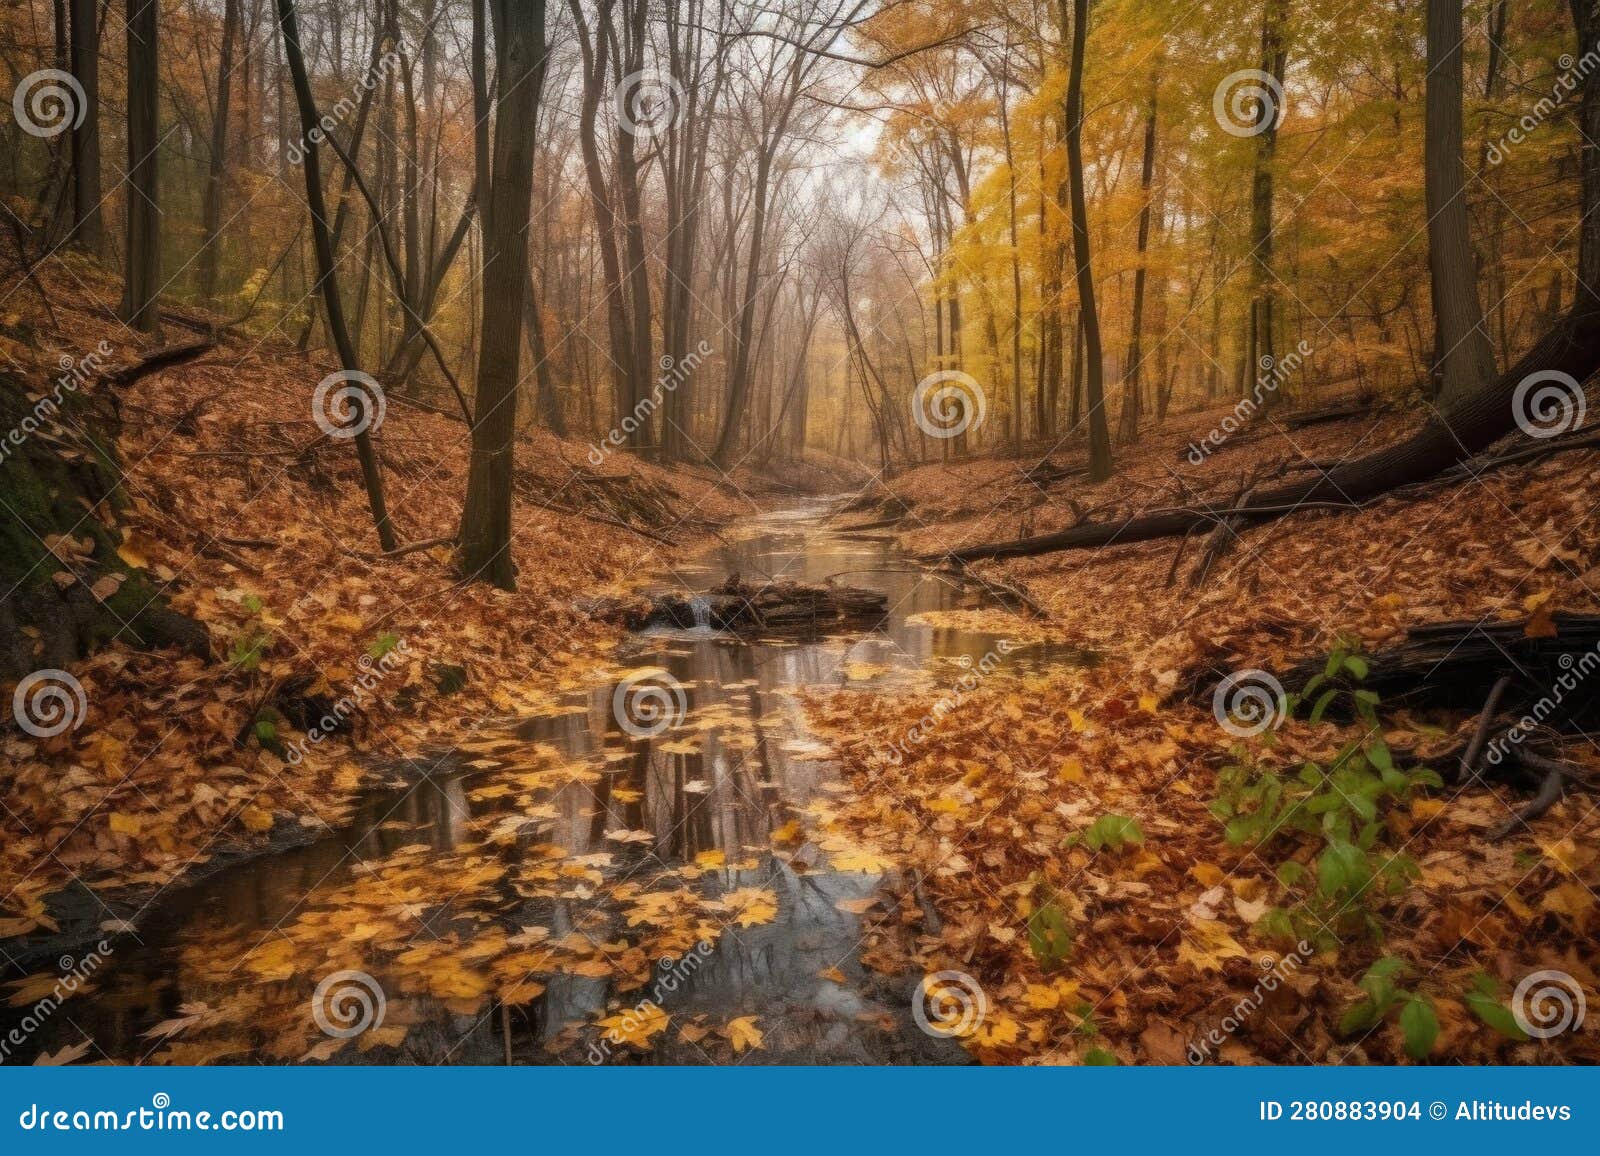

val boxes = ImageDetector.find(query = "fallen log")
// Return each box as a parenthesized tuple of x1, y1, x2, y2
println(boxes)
(936, 307, 1600, 564)
(641, 574, 888, 636)
(1282, 399, 1378, 429)
(108, 338, 216, 388)
(1265, 613, 1600, 724)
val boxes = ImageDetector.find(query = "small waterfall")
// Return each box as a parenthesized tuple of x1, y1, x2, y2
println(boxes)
(688, 595, 713, 630)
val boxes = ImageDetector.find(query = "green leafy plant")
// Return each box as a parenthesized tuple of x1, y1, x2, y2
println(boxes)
(228, 628, 272, 672)
(1462, 972, 1530, 1041)
(250, 707, 286, 757)
(1209, 647, 1439, 946)
(1027, 898, 1074, 971)
(1338, 957, 1439, 1060)
(1080, 813, 1144, 853)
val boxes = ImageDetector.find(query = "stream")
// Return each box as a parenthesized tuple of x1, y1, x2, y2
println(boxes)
(3, 500, 1092, 1065)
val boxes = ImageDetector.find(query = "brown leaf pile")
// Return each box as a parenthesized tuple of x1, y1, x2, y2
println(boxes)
(805, 403, 1600, 1064)
(1, 266, 741, 939)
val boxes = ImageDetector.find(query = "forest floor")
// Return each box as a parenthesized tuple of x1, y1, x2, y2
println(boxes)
(0, 267, 826, 947)
(804, 396, 1600, 1063)
(3, 265, 1598, 1064)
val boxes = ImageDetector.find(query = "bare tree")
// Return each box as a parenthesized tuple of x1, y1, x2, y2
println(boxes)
(198, 0, 240, 304)
(459, 0, 549, 588)
(120, 0, 162, 332)
(68, 0, 103, 252)
(275, 0, 396, 550)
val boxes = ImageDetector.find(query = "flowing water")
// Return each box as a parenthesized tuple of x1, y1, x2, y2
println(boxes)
(2, 500, 1093, 1065)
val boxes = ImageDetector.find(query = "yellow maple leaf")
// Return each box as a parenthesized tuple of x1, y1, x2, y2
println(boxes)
(1023, 983, 1060, 1010)
(1539, 838, 1589, 878)
(718, 888, 778, 927)
(829, 847, 894, 874)
(723, 1015, 764, 1053)
(1189, 862, 1225, 887)
(243, 939, 297, 981)
(597, 1003, 670, 1047)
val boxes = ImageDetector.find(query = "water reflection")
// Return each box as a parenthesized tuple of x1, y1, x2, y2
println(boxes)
(2, 501, 1086, 1065)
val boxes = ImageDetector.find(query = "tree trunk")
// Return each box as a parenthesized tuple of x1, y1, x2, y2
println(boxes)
(1245, 0, 1287, 403)
(1426, 0, 1498, 409)
(524, 269, 567, 436)
(568, 0, 636, 436)
(120, 0, 162, 333)
(459, 0, 546, 589)
(1065, 0, 1112, 479)
(198, 0, 239, 305)
(68, 0, 103, 253)
(274, 0, 395, 550)
(1117, 72, 1158, 444)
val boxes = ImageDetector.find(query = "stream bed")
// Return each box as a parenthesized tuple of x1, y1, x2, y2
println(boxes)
(2, 500, 1090, 1065)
